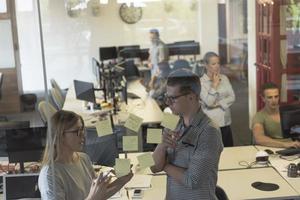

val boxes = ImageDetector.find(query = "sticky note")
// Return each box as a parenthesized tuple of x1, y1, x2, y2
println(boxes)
(115, 158, 131, 177)
(147, 128, 162, 144)
(95, 118, 113, 137)
(122, 136, 138, 151)
(124, 113, 143, 133)
(161, 113, 180, 130)
(137, 153, 155, 169)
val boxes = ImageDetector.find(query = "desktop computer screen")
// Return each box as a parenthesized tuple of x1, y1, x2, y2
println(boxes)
(5, 126, 47, 169)
(99, 46, 118, 61)
(139, 48, 149, 61)
(280, 104, 300, 139)
(74, 80, 96, 104)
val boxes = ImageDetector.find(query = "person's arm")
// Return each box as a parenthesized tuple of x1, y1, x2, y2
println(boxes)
(38, 167, 66, 200)
(200, 79, 219, 108)
(104, 172, 133, 199)
(217, 76, 235, 110)
(151, 130, 178, 173)
(164, 126, 223, 188)
(253, 123, 300, 148)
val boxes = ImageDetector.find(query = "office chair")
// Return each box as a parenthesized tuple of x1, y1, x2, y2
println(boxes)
(215, 185, 229, 200)
(50, 78, 66, 99)
(50, 88, 64, 110)
(172, 59, 191, 71)
(0, 72, 3, 100)
(38, 101, 57, 125)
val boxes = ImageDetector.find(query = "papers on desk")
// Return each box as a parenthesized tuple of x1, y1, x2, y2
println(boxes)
(115, 158, 131, 177)
(137, 153, 155, 169)
(124, 113, 143, 133)
(125, 174, 152, 189)
(95, 118, 113, 137)
(123, 136, 139, 151)
(147, 128, 162, 144)
(161, 113, 180, 130)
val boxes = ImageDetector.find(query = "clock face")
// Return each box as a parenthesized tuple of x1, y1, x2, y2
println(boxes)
(119, 4, 142, 24)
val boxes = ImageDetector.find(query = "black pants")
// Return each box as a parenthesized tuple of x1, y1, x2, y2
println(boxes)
(220, 126, 234, 147)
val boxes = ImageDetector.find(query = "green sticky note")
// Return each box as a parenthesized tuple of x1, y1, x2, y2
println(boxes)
(161, 113, 180, 130)
(115, 158, 131, 177)
(147, 128, 162, 144)
(122, 136, 138, 151)
(137, 153, 155, 169)
(95, 118, 113, 137)
(124, 113, 143, 133)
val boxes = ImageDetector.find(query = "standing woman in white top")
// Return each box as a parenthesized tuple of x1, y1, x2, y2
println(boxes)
(200, 52, 235, 147)
(38, 110, 133, 200)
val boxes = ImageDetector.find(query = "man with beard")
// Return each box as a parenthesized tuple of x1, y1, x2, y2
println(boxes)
(252, 82, 300, 148)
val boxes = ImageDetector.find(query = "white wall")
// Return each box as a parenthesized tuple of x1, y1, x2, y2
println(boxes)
(16, 0, 208, 92)
(0, 20, 15, 68)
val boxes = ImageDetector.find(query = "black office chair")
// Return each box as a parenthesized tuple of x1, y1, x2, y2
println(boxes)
(172, 59, 191, 71)
(84, 127, 118, 167)
(216, 185, 229, 200)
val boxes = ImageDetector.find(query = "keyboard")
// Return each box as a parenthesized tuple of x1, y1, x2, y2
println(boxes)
(276, 148, 300, 156)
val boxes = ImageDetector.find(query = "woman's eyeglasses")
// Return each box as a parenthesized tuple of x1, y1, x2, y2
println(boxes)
(64, 127, 85, 137)
(164, 93, 189, 105)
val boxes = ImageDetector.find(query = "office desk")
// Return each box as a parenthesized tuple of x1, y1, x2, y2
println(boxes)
(63, 79, 163, 127)
(256, 145, 300, 194)
(218, 146, 264, 170)
(218, 167, 300, 200)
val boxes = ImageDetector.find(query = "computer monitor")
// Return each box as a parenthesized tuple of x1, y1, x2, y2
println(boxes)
(99, 46, 118, 61)
(118, 45, 140, 59)
(5, 126, 47, 173)
(74, 80, 96, 104)
(139, 48, 149, 61)
(280, 104, 300, 139)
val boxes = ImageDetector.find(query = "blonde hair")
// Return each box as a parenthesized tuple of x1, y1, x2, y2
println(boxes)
(41, 110, 84, 166)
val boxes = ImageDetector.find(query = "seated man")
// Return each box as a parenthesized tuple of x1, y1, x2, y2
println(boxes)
(252, 82, 300, 148)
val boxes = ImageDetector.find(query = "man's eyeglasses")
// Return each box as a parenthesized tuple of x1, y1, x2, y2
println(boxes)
(64, 127, 85, 137)
(164, 93, 189, 104)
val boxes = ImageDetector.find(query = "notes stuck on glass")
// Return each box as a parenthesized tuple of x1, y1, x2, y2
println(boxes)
(115, 158, 131, 177)
(95, 118, 113, 137)
(124, 113, 143, 133)
(147, 128, 162, 144)
(123, 136, 138, 151)
(137, 152, 154, 169)
(161, 113, 180, 130)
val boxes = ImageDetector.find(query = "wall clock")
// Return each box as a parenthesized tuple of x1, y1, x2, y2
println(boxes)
(119, 4, 142, 24)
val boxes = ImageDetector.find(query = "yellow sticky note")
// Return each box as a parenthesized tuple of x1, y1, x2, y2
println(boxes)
(122, 136, 138, 151)
(137, 153, 155, 169)
(147, 128, 162, 144)
(115, 158, 131, 177)
(95, 118, 113, 137)
(161, 113, 180, 130)
(124, 113, 143, 133)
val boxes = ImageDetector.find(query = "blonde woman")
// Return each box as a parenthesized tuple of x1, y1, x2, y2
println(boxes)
(200, 52, 235, 147)
(38, 110, 133, 200)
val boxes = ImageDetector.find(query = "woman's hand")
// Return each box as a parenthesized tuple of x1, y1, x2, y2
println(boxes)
(85, 172, 112, 200)
(212, 73, 220, 89)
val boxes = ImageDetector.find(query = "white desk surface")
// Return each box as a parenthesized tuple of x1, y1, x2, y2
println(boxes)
(63, 79, 163, 127)
(218, 167, 300, 200)
(218, 146, 266, 170)
(255, 145, 300, 195)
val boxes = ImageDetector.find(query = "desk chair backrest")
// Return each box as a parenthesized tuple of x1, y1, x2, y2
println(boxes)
(38, 101, 57, 124)
(50, 88, 64, 110)
(173, 59, 191, 71)
(50, 78, 64, 99)
(0, 72, 3, 100)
